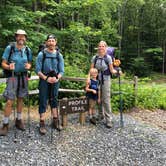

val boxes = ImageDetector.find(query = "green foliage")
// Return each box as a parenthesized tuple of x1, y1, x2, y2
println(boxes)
(128, 57, 151, 77)
(111, 79, 135, 112)
(136, 84, 166, 109)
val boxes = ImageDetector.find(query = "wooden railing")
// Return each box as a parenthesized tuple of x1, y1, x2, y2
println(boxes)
(0, 76, 138, 104)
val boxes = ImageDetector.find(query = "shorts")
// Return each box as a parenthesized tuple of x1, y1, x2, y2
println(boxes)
(88, 99, 97, 109)
(3, 76, 28, 100)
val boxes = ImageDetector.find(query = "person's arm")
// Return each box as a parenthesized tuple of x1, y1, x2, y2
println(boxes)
(109, 63, 118, 74)
(57, 53, 64, 79)
(97, 86, 101, 103)
(85, 79, 96, 94)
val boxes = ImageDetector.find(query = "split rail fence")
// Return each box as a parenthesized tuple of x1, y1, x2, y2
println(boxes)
(0, 76, 138, 127)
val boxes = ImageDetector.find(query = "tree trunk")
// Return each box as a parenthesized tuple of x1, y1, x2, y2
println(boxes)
(162, 39, 166, 74)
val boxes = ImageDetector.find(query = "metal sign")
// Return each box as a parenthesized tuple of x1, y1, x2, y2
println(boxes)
(59, 98, 88, 115)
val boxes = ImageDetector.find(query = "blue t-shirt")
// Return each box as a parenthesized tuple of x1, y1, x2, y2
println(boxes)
(2, 44, 33, 73)
(86, 79, 99, 100)
(35, 49, 64, 76)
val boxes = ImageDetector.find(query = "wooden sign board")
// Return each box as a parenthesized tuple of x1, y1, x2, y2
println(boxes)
(59, 98, 88, 115)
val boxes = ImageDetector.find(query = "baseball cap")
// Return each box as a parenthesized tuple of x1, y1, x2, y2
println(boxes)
(46, 34, 57, 40)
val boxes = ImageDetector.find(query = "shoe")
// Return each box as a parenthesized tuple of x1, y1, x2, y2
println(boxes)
(15, 118, 25, 131)
(39, 120, 47, 135)
(106, 121, 113, 128)
(90, 117, 97, 125)
(52, 118, 62, 131)
(98, 114, 105, 121)
(0, 123, 9, 136)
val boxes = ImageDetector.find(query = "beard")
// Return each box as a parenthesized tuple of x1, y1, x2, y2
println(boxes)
(48, 45, 55, 50)
(17, 39, 26, 46)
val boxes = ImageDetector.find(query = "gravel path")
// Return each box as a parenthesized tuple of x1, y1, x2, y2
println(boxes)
(0, 113, 166, 166)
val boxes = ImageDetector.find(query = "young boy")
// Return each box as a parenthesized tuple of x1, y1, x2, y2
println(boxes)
(85, 68, 100, 125)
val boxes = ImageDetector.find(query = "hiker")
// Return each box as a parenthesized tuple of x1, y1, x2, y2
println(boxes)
(0, 29, 33, 136)
(88, 40, 120, 128)
(35, 34, 64, 135)
(85, 68, 100, 125)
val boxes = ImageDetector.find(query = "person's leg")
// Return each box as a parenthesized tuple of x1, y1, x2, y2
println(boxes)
(89, 99, 97, 125)
(102, 79, 113, 128)
(38, 80, 48, 135)
(50, 82, 62, 130)
(0, 77, 17, 136)
(0, 99, 14, 136)
(15, 97, 25, 130)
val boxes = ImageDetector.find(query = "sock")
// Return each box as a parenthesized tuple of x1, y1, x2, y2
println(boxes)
(92, 114, 96, 118)
(17, 112, 22, 120)
(3, 117, 9, 124)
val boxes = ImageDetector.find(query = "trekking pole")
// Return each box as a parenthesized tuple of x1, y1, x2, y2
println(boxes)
(11, 69, 17, 143)
(98, 71, 103, 123)
(49, 83, 53, 143)
(26, 71, 31, 138)
(117, 68, 124, 128)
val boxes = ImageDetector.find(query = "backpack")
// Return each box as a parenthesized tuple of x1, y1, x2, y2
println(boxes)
(3, 43, 30, 77)
(94, 47, 120, 79)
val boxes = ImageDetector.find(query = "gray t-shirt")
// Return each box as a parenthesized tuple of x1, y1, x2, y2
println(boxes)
(91, 54, 113, 81)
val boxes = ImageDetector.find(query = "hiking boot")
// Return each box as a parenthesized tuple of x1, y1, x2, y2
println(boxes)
(0, 124, 9, 136)
(106, 121, 113, 128)
(52, 118, 62, 131)
(39, 120, 47, 135)
(90, 117, 97, 125)
(15, 118, 25, 131)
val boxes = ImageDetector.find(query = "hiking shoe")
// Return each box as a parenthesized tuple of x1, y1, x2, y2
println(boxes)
(0, 123, 9, 136)
(39, 120, 47, 135)
(52, 118, 62, 131)
(106, 121, 113, 128)
(90, 117, 97, 125)
(15, 119, 25, 131)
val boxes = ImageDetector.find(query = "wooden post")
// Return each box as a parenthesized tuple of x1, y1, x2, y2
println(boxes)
(79, 112, 86, 125)
(133, 76, 138, 106)
(62, 114, 68, 128)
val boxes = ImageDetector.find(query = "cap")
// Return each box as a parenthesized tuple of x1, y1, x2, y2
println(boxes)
(46, 34, 56, 40)
(15, 29, 27, 35)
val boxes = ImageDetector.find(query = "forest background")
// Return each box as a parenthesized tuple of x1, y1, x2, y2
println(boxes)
(0, 0, 166, 111)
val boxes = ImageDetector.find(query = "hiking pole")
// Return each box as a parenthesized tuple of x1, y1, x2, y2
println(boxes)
(11, 69, 17, 143)
(49, 83, 54, 143)
(26, 71, 31, 138)
(117, 67, 124, 128)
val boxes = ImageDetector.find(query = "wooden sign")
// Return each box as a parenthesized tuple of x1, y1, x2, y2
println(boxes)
(59, 97, 88, 127)
(60, 97, 88, 115)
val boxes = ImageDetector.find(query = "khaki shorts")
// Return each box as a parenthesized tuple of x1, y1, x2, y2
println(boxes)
(88, 99, 97, 109)
(3, 76, 28, 100)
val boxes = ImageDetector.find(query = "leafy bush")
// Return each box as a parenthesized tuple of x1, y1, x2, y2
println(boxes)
(136, 83, 166, 109)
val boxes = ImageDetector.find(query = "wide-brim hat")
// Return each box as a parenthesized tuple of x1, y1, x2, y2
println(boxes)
(15, 29, 27, 36)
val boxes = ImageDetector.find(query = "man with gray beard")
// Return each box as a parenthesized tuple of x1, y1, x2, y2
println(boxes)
(0, 29, 32, 136)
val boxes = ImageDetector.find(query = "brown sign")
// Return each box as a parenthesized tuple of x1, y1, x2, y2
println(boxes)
(59, 98, 88, 115)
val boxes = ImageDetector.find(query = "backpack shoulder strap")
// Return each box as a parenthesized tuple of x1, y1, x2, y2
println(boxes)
(41, 50, 46, 73)
(103, 55, 110, 66)
(25, 46, 30, 62)
(94, 55, 98, 67)
(8, 44, 15, 63)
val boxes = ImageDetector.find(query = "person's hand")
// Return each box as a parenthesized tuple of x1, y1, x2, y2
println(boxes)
(116, 68, 123, 76)
(113, 59, 121, 67)
(24, 63, 31, 70)
(97, 98, 101, 104)
(47, 77, 59, 83)
(9, 62, 15, 70)
(92, 89, 97, 94)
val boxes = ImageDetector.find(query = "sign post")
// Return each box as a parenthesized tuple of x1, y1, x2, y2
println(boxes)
(59, 98, 88, 127)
